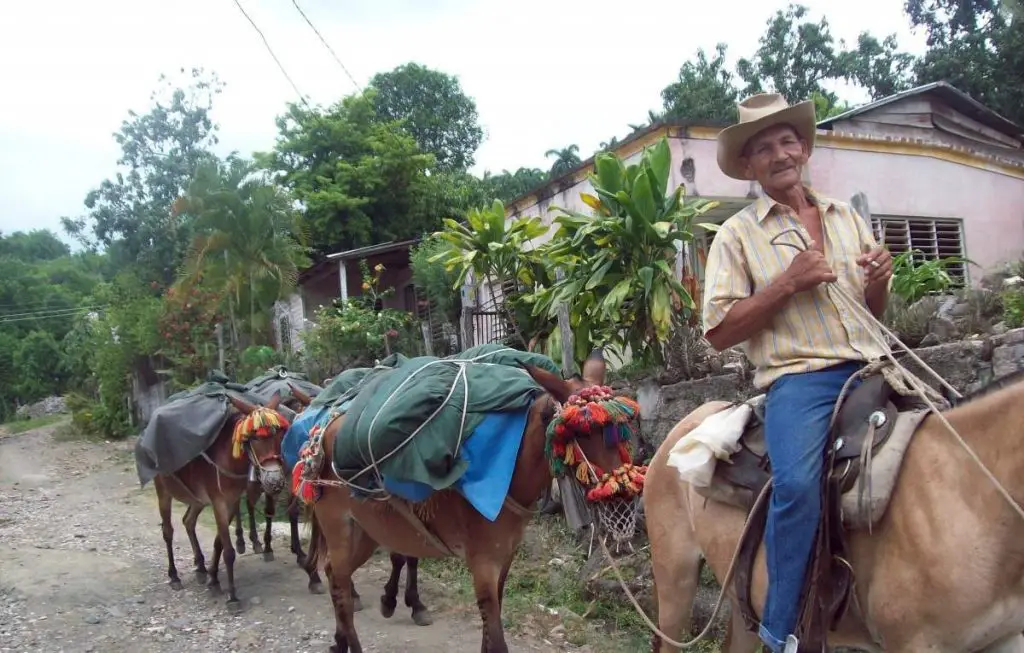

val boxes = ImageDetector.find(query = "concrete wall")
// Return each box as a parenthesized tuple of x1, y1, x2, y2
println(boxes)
(618, 328, 1024, 448)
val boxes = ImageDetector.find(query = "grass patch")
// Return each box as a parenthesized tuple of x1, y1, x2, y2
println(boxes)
(419, 516, 691, 652)
(1, 414, 70, 436)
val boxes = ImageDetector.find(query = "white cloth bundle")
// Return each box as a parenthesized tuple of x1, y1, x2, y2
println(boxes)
(666, 403, 753, 487)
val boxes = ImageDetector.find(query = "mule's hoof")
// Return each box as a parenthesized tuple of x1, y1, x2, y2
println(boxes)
(194, 568, 208, 581)
(352, 596, 364, 613)
(252, 541, 264, 554)
(308, 581, 324, 595)
(412, 609, 433, 627)
(262, 550, 275, 563)
(235, 541, 246, 554)
(208, 580, 222, 595)
(169, 578, 183, 591)
(379, 599, 396, 619)
(226, 598, 243, 614)
(295, 553, 307, 567)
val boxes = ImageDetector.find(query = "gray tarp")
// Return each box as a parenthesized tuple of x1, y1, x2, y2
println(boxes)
(245, 366, 322, 407)
(133, 381, 269, 488)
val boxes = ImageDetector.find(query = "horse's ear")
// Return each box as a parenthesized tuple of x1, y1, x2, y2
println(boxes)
(582, 347, 607, 386)
(228, 394, 257, 415)
(522, 364, 573, 403)
(267, 391, 283, 411)
(288, 383, 312, 406)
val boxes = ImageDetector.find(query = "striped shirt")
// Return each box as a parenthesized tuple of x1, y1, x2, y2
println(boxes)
(701, 188, 891, 389)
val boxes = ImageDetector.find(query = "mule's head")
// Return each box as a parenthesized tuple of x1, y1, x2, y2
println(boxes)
(229, 392, 290, 495)
(288, 383, 313, 409)
(522, 348, 643, 502)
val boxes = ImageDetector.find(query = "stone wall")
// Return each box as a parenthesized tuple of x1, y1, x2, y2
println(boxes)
(617, 327, 1024, 448)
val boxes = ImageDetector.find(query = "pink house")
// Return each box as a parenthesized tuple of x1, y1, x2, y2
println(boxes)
(499, 82, 1024, 298)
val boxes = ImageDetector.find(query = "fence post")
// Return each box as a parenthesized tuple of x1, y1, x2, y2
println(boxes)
(850, 192, 872, 231)
(555, 268, 575, 377)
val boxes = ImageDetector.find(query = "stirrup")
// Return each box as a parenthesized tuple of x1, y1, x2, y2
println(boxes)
(783, 635, 800, 653)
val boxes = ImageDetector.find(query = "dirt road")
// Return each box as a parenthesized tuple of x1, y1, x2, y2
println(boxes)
(0, 421, 566, 652)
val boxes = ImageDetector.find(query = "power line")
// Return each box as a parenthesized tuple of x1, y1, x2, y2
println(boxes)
(231, 0, 310, 106)
(0, 305, 106, 319)
(0, 306, 107, 324)
(290, 0, 362, 92)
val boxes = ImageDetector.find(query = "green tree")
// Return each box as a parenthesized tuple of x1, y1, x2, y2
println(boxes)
(369, 63, 484, 172)
(0, 229, 69, 261)
(736, 4, 840, 108)
(661, 43, 739, 123)
(478, 167, 549, 203)
(908, 0, 1024, 125)
(176, 155, 311, 345)
(259, 90, 445, 256)
(545, 145, 582, 178)
(61, 68, 223, 287)
(12, 330, 66, 401)
(836, 33, 916, 100)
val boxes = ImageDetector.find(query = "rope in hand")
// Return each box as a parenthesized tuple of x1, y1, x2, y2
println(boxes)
(771, 228, 1024, 523)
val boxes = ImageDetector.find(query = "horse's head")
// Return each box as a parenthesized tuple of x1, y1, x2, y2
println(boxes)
(522, 349, 645, 506)
(288, 383, 313, 410)
(228, 392, 291, 495)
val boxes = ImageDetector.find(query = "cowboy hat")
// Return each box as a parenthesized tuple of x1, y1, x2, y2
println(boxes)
(716, 93, 817, 180)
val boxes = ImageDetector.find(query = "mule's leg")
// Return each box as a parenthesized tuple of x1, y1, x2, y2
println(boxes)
(210, 495, 242, 609)
(182, 504, 207, 580)
(467, 553, 508, 653)
(208, 533, 223, 594)
(648, 523, 703, 653)
(721, 598, 761, 653)
(287, 494, 307, 565)
(155, 477, 182, 590)
(349, 577, 364, 613)
(245, 483, 263, 555)
(261, 490, 276, 562)
(380, 553, 406, 619)
(323, 518, 376, 653)
(232, 498, 245, 554)
(404, 556, 433, 626)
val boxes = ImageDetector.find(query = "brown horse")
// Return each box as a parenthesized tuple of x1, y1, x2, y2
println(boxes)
(304, 352, 639, 653)
(233, 384, 433, 625)
(644, 372, 1024, 652)
(152, 392, 289, 610)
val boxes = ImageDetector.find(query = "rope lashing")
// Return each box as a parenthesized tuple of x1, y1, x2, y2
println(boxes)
(232, 406, 290, 459)
(544, 385, 647, 502)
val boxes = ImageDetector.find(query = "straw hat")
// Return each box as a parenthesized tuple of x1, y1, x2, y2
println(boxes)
(716, 93, 817, 180)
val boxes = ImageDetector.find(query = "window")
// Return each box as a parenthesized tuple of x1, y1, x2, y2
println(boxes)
(871, 216, 967, 284)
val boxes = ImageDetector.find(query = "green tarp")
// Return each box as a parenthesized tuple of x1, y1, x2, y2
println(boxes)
(331, 344, 561, 494)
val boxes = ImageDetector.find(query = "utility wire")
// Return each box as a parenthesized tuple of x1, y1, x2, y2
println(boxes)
(290, 0, 362, 92)
(0, 306, 106, 324)
(231, 0, 310, 106)
(0, 305, 106, 319)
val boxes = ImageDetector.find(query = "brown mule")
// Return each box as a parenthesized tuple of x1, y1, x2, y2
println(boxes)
(305, 352, 637, 653)
(152, 392, 289, 610)
(233, 384, 434, 624)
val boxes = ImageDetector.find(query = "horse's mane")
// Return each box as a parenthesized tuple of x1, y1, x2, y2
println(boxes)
(946, 368, 1024, 407)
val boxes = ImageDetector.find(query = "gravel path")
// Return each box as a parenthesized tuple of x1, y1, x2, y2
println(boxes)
(0, 422, 561, 652)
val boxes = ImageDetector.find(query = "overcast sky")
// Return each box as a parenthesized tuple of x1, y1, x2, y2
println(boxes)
(0, 0, 928, 241)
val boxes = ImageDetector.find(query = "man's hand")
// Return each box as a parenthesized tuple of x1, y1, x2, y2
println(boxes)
(783, 241, 837, 293)
(856, 245, 892, 287)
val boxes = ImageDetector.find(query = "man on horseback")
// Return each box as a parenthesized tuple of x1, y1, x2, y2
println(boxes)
(701, 93, 893, 653)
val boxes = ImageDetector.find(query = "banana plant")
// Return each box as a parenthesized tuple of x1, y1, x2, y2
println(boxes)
(530, 137, 719, 366)
(428, 199, 552, 348)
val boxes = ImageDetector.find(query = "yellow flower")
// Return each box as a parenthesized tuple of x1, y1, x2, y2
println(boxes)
(361, 282, 370, 291)
(374, 263, 385, 273)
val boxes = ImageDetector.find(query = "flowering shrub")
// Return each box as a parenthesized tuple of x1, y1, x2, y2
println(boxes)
(302, 262, 422, 374)
(156, 278, 225, 385)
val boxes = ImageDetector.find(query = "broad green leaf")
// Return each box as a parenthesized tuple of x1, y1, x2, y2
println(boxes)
(600, 279, 632, 316)
(584, 260, 613, 290)
(645, 138, 671, 198)
(638, 266, 654, 295)
(594, 155, 625, 196)
(697, 222, 722, 233)
(631, 170, 658, 224)
(580, 193, 603, 211)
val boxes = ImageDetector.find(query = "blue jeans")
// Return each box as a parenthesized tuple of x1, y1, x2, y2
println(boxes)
(758, 361, 863, 652)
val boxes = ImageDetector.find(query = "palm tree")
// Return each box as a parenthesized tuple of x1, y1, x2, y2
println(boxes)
(544, 145, 581, 178)
(174, 155, 311, 347)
